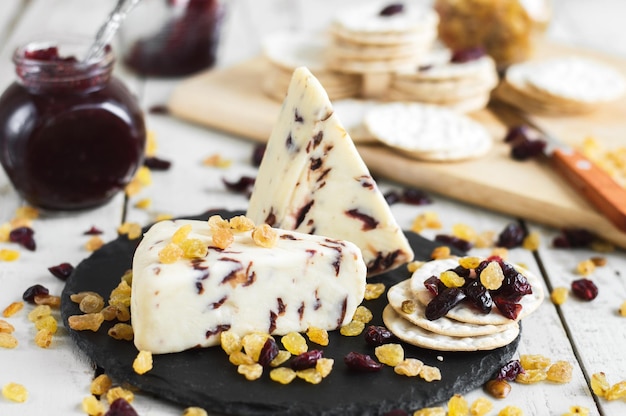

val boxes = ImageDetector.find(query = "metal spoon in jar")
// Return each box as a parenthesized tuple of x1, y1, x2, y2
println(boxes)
(83, 0, 143, 62)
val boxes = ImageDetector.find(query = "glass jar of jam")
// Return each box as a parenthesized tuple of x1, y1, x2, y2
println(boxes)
(119, 0, 226, 77)
(0, 36, 146, 210)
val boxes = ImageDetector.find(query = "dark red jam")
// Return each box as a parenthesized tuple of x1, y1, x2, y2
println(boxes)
(123, 0, 225, 77)
(0, 39, 146, 210)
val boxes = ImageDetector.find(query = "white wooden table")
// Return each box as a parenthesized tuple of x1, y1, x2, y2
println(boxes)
(1, 1, 625, 415)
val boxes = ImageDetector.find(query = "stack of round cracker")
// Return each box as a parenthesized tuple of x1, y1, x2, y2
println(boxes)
(363, 102, 493, 162)
(261, 32, 361, 102)
(326, 1, 439, 97)
(496, 56, 626, 115)
(387, 47, 499, 113)
(383, 258, 545, 352)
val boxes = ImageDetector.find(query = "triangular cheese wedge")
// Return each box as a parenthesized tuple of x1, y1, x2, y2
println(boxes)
(247, 67, 414, 275)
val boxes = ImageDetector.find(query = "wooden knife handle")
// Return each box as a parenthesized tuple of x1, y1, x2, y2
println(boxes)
(552, 148, 626, 232)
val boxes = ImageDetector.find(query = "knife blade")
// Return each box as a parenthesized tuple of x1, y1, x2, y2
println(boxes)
(493, 102, 626, 233)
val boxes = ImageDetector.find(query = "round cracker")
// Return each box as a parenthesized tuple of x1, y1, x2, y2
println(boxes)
(388, 280, 518, 337)
(397, 55, 497, 82)
(364, 102, 493, 154)
(262, 31, 329, 72)
(333, 2, 438, 35)
(523, 57, 626, 104)
(410, 258, 545, 326)
(382, 305, 520, 352)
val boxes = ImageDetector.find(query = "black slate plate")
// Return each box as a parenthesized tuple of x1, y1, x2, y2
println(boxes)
(61, 210, 520, 416)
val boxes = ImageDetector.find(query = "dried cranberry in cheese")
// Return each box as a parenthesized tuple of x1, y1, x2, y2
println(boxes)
(246, 67, 414, 276)
(131, 219, 366, 354)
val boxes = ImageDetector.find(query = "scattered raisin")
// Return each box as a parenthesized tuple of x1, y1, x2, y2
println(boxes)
(222, 176, 255, 195)
(290, 349, 323, 371)
(496, 360, 524, 381)
(144, 156, 171, 170)
(364, 325, 395, 346)
(496, 223, 526, 248)
(9, 226, 36, 251)
(22, 284, 49, 303)
(104, 398, 139, 416)
(48, 262, 74, 280)
(434, 234, 472, 252)
(379, 3, 404, 16)
(257, 337, 279, 367)
(451, 46, 486, 63)
(571, 278, 598, 301)
(344, 351, 382, 372)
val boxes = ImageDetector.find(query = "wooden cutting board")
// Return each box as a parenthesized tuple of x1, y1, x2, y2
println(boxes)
(167, 42, 626, 249)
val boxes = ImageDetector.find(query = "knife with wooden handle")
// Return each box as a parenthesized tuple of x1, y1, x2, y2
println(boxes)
(493, 103, 626, 233)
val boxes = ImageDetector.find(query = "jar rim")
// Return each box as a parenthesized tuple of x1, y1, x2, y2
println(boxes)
(13, 34, 115, 86)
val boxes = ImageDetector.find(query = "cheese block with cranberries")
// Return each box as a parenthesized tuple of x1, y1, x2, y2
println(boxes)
(246, 66, 414, 275)
(131, 219, 366, 354)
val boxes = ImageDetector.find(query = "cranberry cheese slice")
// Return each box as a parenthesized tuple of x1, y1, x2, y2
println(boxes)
(131, 219, 366, 354)
(246, 67, 414, 275)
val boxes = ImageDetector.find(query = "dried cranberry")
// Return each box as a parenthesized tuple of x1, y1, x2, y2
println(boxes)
(83, 226, 103, 235)
(496, 262, 532, 300)
(401, 188, 432, 205)
(451, 46, 486, 63)
(379, 3, 404, 16)
(511, 139, 546, 161)
(222, 176, 255, 194)
(258, 337, 279, 366)
(493, 296, 522, 320)
(451, 264, 471, 278)
(425, 287, 466, 320)
(464, 279, 493, 314)
(144, 156, 172, 170)
(251, 144, 266, 167)
(384, 190, 402, 205)
(423, 275, 444, 296)
(148, 104, 170, 115)
(290, 349, 323, 370)
(9, 226, 36, 251)
(496, 223, 526, 248)
(552, 228, 594, 248)
(22, 284, 49, 303)
(104, 398, 139, 416)
(434, 234, 472, 252)
(344, 351, 382, 372)
(571, 278, 598, 301)
(496, 359, 524, 381)
(503, 125, 530, 143)
(48, 262, 74, 281)
(364, 325, 395, 346)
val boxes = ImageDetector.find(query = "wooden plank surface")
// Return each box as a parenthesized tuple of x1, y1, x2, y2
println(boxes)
(167, 44, 626, 249)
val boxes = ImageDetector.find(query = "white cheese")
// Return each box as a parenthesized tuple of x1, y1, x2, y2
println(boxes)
(131, 219, 366, 354)
(247, 67, 414, 275)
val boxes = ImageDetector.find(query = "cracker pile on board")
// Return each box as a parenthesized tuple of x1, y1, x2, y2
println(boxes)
(497, 56, 626, 115)
(383, 258, 545, 351)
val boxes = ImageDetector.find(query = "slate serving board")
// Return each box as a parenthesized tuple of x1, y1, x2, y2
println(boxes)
(61, 210, 520, 416)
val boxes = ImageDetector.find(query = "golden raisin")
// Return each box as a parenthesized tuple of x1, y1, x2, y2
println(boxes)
(182, 407, 209, 416)
(212, 227, 234, 249)
(620, 301, 626, 317)
(452, 223, 477, 243)
(79, 294, 105, 314)
(85, 236, 104, 252)
(407, 261, 424, 273)
(28, 304, 51, 322)
(252, 224, 277, 248)
(576, 259, 595, 276)
(431, 246, 451, 260)
(82, 395, 106, 416)
(208, 215, 229, 230)
(352, 305, 373, 323)
(229, 351, 255, 366)
(158, 242, 184, 264)
(281, 332, 308, 355)
(413, 407, 446, 416)
(70, 291, 100, 304)
(590, 372, 610, 398)
(118, 222, 142, 240)
(419, 365, 442, 382)
(109, 281, 132, 308)
(15, 205, 39, 220)
(105, 387, 134, 405)
(68, 313, 105, 332)
(375, 343, 404, 367)
(394, 358, 423, 377)
(0, 223, 10, 242)
(485, 379, 511, 398)
(134, 198, 152, 210)
(202, 153, 232, 168)
(238, 363, 263, 380)
(458, 256, 481, 270)
(550, 287, 569, 305)
(2, 301, 24, 317)
(522, 231, 541, 251)
(590, 256, 607, 267)
(108, 323, 134, 341)
(546, 360, 573, 383)
(242, 332, 270, 362)
(447, 394, 469, 416)
(296, 368, 322, 384)
(0, 333, 18, 348)
(34, 328, 53, 348)
(497, 406, 524, 416)
(90, 374, 113, 395)
(0, 248, 20, 262)
(440, 270, 465, 288)
(515, 369, 547, 384)
(2, 382, 28, 403)
(0, 319, 15, 334)
(470, 397, 493, 416)
(480, 261, 504, 290)
(364, 283, 385, 300)
(270, 350, 291, 367)
(520, 354, 551, 370)
(316, 358, 334, 378)
(220, 330, 242, 355)
(606, 380, 626, 400)
(172, 224, 193, 244)
(34, 315, 58, 334)
(474, 231, 496, 248)
(563, 405, 590, 415)
(306, 327, 329, 346)
(401, 299, 417, 314)
(133, 350, 153, 375)
(229, 216, 255, 232)
(339, 320, 365, 337)
(33, 294, 61, 308)
(270, 367, 296, 384)
(180, 238, 208, 259)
